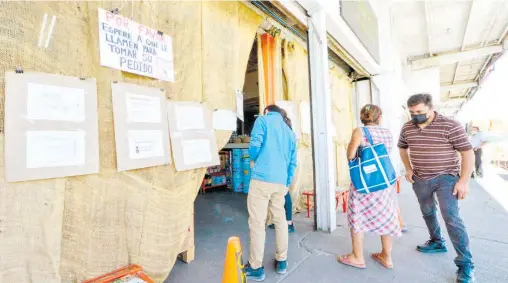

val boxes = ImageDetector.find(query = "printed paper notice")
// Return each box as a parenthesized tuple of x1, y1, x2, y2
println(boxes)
(126, 93, 161, 123)
(128, 130, 164, 159)
(182, 139, 212, 165)
(175, 105, 205, 130)
(236, 90, 244, 122)
(98, 8, 174, 82)
(26, 83, 85, 122)
(26, 131, 86, 168)
(276, 100, 300, 138)
(300, 102, 311, 134)
(213, 110, 237, 131)
(276, 101, 297, 126)
(331, 123, 337, 137)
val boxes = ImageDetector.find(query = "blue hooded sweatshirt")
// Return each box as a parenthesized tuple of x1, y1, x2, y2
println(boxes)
(248, 112, 297, 187)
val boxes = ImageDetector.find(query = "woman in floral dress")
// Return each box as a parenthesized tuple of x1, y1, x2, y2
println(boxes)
(338, 104, 401, 269)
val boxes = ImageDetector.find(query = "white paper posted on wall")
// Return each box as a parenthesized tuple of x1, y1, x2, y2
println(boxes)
(276, 101, 296, 126)
(175, 105, 205, 131)
(235, 90, 244, 122)
(26, 131, 86, 168)
(128, 130, 164, 159)
(126, 93, 161, 123)
(26, 83, 85, 122)
(331, 122, 337, 137)
(182, 139, 212, 165)
(300, 102, 311, 134)
(213, 110, 237, 131)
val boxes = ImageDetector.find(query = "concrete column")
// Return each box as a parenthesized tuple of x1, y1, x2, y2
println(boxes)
(307, 8, 336, 232)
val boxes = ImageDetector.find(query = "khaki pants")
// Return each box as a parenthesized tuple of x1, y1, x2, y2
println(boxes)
(248, 179, 288, 269)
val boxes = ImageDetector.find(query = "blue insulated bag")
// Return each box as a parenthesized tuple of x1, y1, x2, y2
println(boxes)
(348, 127, 396, 194)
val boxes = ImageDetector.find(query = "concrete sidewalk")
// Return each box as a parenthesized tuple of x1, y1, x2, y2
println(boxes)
(167, 178, 508, 283)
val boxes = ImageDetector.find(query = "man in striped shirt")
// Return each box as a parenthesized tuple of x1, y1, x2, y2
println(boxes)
(398, 94, 475, 283)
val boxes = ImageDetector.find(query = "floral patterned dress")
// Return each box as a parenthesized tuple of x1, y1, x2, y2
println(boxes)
(347, 126, 401, 236)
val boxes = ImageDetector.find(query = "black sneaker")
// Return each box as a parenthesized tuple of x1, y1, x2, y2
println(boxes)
(457, 267, 476, 283)
(267, 224, 295, 233)
(417, 240, 447, 253)
(275, 260, 287, 274)
(244, 262, 265, 281)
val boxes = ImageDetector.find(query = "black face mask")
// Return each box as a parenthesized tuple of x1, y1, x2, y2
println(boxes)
(411, 113, 429, 124)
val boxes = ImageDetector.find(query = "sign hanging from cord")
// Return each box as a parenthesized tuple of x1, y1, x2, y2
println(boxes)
(97, 8, 175, 82)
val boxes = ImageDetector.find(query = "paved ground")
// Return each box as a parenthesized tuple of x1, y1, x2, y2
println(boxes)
(167, 172, 508, 283)
(498, 172, 508, 182)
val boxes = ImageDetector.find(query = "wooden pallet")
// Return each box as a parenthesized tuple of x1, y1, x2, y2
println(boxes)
(178, 210, 195, 264)
(178, 246, 195, 263)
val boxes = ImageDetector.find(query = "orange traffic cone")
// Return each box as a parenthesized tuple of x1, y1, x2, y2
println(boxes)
(222, 236, 246, 283)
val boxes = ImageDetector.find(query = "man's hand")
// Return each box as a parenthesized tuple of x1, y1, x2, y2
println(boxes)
(405, 169, 415, 183)
(473, 147, 478, 151)
(453, 180, 469, 200)
(250, 160, 254, 169)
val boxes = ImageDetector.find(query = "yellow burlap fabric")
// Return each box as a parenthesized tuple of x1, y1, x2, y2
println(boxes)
(0, 2, 261, 282)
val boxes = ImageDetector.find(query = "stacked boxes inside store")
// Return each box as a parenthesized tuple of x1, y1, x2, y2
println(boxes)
(231, 149, 251, 193)
(202, 152, 230, 192)
(242, 149, 251, 193)
(232, 149, 243, 192)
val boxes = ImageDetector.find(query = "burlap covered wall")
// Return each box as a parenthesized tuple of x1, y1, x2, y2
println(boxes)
(329, 66, 354, 188)
(0, 2, 261, 282)
(281, 40, 313, 212)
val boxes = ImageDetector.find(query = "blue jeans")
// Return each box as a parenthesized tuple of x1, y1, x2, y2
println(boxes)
(412, 174, 474, 269)
(284, 193, 292, 221)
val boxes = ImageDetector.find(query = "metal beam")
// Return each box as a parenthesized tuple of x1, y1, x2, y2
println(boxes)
(449, 0, 475, 99)
(297, 0, 381, 75)
(424, 0, 434, 56)
(475, 33, 508, 84)
(469, 2, 508, 87)
(410, 45, 503, 69)
(440, 82, 478, 92)
(449, 98, 467, 102)
(307, 8, 337, 233)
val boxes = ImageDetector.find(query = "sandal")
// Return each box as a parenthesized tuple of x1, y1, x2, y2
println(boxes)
(337, 255, 366, 269)
(371, 253, 393, 269)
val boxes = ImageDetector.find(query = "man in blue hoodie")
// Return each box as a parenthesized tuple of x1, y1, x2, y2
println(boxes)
(244, 105, 297, 281)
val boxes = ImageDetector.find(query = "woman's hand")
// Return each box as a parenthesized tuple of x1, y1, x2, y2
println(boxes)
(346, 128, 363, 160)
(250, 160, 255, 169)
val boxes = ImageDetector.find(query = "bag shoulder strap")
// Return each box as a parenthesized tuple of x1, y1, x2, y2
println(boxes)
(362, 127, 374, 145)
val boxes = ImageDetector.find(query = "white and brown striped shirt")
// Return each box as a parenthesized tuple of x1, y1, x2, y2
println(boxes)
(398, 113, 472, 180)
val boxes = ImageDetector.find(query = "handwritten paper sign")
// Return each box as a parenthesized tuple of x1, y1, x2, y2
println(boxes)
(98, 8, 174, 82)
